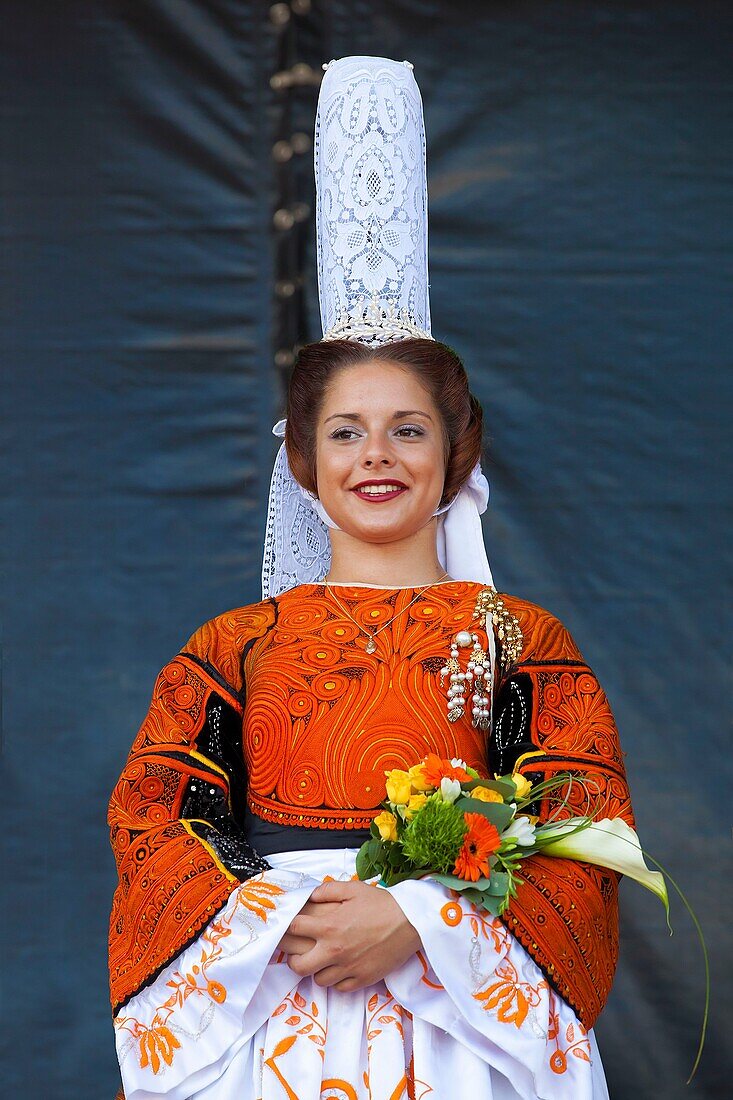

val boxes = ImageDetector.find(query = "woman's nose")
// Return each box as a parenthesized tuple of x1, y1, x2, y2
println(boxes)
(361, 434, 395, 467)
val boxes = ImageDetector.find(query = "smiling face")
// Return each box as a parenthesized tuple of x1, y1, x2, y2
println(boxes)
(314, 360, 448, 544)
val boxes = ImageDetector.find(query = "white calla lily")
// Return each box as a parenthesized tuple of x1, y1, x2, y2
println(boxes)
(538, 817, 669, 914)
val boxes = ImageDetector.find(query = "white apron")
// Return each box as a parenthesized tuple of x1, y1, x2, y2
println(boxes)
(114, 849, 609, 1100)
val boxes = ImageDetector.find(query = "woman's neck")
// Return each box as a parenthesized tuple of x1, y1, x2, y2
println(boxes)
(325, 522, 448, 588)
(323, 570, 451, 588)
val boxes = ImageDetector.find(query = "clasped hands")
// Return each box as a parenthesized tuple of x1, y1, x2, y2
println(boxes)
(277, 879, 422, 993)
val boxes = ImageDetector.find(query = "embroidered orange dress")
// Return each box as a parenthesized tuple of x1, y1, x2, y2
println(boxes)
(109, 580, 633, 1097)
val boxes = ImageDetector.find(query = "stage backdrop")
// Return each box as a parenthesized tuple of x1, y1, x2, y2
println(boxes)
(2, 2, 730, 1096)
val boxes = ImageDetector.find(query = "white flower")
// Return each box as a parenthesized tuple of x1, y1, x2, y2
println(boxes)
(538, 818, 668, 912)
(450, 757, 468, 771)
(502, 816, 537, 847)
(440, 777, 462, 804)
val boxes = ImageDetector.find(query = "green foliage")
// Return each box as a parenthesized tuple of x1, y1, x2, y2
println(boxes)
(455, 795, 515, 831)
(401, 797, 467, 873)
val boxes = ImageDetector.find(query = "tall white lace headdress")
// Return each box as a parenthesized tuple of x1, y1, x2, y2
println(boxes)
(262, 55, 494, 598)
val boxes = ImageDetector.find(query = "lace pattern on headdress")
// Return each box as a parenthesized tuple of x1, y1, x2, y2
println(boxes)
(315, 56, 431, 343)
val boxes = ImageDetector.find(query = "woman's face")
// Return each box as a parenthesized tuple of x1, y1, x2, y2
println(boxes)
(314, 360, 447, 544)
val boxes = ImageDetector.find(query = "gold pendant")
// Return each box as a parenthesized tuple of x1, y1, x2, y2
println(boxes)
(365, 635, 377, 654)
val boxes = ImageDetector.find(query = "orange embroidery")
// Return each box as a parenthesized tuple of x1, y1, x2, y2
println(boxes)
(115, 874, 284, 1073)
(265, 991, 414, 1100)
(474, 958, 548, 1027)
(137, 1025, 180, 1075)
(319, 1083, 358, 1100)
(471, 906, 510, 953)
(263, 1035, 301, 1099)
(440, 891, 510, 953)
(415, 950, 445, 990)
(440, 900, 463, 927)
(366, 990, 405, 1042)
(546, 991, 591, 1072)
(271, 989, 327, 1054)
(235, 877, 286, 922)
(243, 582, 492, 830)
(497, 595, 635, 1030)
(265, 993, 356, 1099)
(184, 605, 277, 695)
(365, 994, 413, 1100)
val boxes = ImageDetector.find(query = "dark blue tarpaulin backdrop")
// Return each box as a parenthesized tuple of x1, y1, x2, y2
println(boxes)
(1, 2, 731, 1096)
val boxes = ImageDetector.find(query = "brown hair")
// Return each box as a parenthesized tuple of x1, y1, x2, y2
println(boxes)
(285, 338, 483, 508)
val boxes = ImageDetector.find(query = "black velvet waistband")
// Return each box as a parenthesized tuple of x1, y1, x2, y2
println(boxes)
(246, 810, 371, 857)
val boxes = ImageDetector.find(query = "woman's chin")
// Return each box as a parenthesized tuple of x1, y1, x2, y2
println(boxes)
(331, 512, 429, 545)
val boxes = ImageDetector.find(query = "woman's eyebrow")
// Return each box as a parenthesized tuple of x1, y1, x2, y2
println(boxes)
(324, 410, 433, 423)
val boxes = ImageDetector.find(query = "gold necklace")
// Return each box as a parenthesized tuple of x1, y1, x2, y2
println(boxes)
(323, 573, 450, 656)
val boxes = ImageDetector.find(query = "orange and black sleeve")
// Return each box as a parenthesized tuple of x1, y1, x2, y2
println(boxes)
(107, 604, 275, 1016)
(493, 598, 635, 1029)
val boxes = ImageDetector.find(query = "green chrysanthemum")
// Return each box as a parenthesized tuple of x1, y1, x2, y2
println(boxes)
(402, 796, 467, 873)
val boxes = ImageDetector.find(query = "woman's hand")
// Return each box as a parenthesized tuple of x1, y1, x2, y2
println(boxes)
(277, 880, 422, 992)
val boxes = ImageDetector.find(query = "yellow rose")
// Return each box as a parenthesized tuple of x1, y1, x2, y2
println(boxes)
(407, 763, 433, 793)
(471, 785, 504, 803)
(374, 810, 398, 842)
(385, 769, 413, 805)
(404, 793, 428, 821)
(511, 772, 533, 800)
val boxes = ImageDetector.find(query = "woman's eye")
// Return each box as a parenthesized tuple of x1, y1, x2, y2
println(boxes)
(330, 427, 360, 440)
(328, 425, 424, 440)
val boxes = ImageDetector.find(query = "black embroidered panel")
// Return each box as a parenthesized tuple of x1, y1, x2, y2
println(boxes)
(193, 692, 250, 828)
(186, 819, 270, 878)
(490, 672, 535, 775)
(180, 689, 270, 879)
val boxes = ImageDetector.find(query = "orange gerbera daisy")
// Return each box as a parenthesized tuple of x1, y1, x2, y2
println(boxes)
(422, 752, 472, 788)
(453, 812, 501, 882)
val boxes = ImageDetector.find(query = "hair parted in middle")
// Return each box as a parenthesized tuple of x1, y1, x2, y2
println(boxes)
(284, 338, 484, 509)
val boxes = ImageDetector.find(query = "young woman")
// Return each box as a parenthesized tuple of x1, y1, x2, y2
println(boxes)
(109, 337, 633, 1099)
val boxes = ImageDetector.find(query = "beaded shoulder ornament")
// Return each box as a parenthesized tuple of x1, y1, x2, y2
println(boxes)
(441, 587, 524, 732)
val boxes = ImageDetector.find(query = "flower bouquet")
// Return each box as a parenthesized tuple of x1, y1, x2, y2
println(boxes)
(356, 755, 708, 1081)
(354, 752, 708, 1078)
(355, 753, 667, 917)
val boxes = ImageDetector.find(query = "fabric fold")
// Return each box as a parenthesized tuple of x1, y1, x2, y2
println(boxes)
(386, 876, 608, 1100)
(114, 870, 319, 1100)
(114, 850, 607, 1100)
